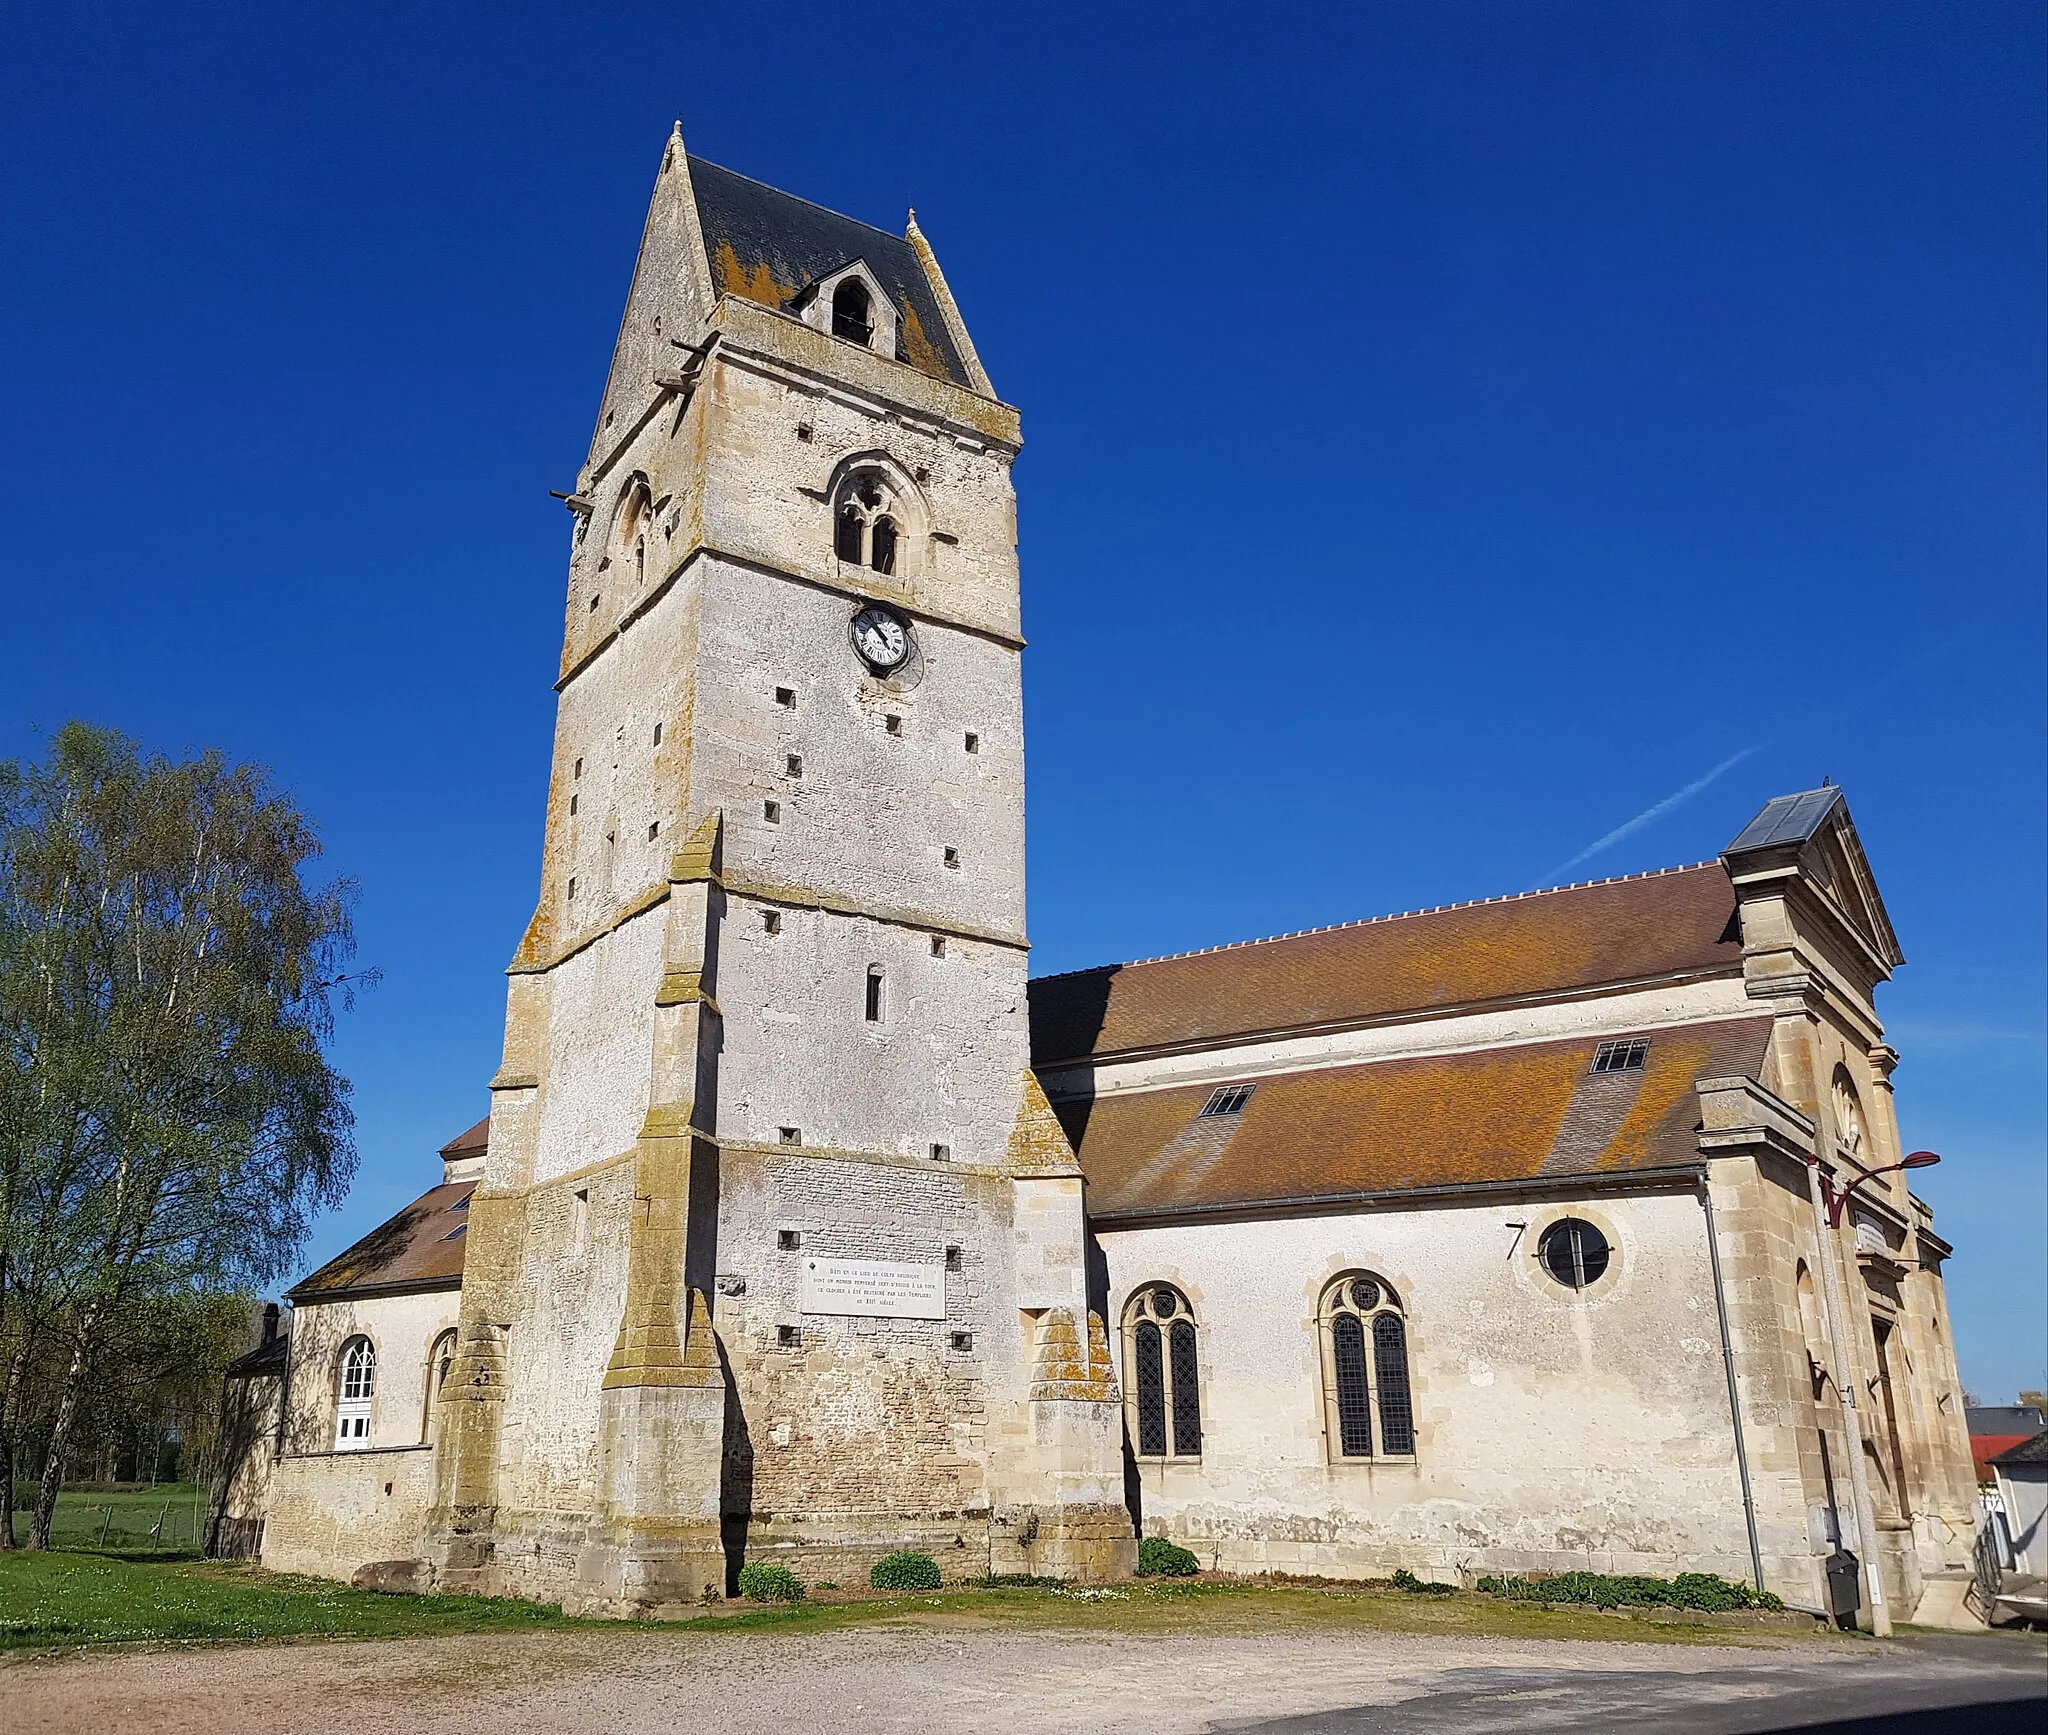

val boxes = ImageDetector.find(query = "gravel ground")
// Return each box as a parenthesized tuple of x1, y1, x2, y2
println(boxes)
(3, 1621, 2041, 1734)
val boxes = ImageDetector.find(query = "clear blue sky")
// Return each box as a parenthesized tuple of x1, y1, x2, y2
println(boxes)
(2, 4, 2041, 1400)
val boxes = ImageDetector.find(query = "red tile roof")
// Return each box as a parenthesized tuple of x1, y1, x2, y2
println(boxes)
(437, 1115, 490, 1160)
(289, 1181, 474, 1300)
(1030, 864, 1743, 1065)
(1066, 1017, 1773, 1218)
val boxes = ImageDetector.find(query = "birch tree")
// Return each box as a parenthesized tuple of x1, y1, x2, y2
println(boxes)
(0, 723, 362, 1547)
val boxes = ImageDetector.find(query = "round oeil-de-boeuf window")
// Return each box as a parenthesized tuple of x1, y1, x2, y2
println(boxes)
(1538, 1218, 1611, 1291)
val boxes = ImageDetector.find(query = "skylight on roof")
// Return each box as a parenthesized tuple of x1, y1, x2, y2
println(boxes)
(1199, 1084, 1254, 1118)
(1592, 1039, 1650, 1075)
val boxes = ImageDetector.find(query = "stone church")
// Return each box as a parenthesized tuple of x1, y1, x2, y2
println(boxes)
(224, 129, 1980, 1624)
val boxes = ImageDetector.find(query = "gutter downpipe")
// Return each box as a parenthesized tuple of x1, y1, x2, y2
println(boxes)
(1804, 1150, 1893, 1637)
(1699, 1172, 1766, 1594)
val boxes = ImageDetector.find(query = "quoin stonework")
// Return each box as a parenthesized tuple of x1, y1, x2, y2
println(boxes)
(222, 129, 1980, 1625)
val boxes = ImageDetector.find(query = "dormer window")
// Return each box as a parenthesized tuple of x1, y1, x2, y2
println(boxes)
(832, 278, 875, 346)
(800, 262, 898, 356)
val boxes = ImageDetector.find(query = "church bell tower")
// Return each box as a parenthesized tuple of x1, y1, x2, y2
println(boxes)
(426, 127, 1132, 1611)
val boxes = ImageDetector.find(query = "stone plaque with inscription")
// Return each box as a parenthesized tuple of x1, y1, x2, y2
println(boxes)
(799, 1255, 946, 1320)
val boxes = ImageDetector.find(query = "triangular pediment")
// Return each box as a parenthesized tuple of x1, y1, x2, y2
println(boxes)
(1798, 803, 1902, 971)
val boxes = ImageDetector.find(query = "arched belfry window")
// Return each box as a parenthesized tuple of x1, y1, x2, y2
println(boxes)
(613, 476, 651, 589)
(1319, 1275, 1414, 1459)
(832, 277, 875, 346)
(1125, 1285, 1201, 1460)
(832, 469, 908, 576)
(335, 1336, 376, 1451)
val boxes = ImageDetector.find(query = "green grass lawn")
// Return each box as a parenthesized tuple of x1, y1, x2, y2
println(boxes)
(0, 1544, 1848, 1655)
(0, 1549, 591, 1650)
(10, 1483, 212, 1554)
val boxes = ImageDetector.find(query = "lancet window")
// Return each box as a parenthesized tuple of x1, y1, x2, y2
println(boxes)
(1319, 1274, 1415, 1459)
(1126, 1285, 1202, 1460)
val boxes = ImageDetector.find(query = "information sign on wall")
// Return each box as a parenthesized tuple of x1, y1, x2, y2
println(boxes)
(799, 1255, 946, 1319)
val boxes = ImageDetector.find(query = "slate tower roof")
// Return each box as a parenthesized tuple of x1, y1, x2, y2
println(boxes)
(687, 156, 975, 388)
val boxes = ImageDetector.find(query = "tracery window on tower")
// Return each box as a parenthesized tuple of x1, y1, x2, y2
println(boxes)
(1318, 1274, 1414, 1460)
(832, 469, 906, 575)
(1125, 1285, 1202, 1460)
(334, 1336, 376, 1451)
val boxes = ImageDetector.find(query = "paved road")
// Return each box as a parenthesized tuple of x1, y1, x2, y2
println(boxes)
(1221, 1633, 2047, 1733)
(4, 1622, 2041, 1733)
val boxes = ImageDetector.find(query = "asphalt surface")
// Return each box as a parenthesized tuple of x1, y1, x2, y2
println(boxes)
(1219, 1632, 2047, 1733)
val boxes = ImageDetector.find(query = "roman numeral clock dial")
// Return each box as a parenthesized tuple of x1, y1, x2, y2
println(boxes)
(851, 605, 910, 673)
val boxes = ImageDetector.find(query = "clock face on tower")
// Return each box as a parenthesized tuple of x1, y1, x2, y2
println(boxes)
(850, 605, 910, 673)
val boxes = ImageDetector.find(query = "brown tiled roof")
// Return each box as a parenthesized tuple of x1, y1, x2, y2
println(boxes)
(1065, 1017, 1773, 1219)
(1030, 864, 1742, 1065)
(289, 1182, 474, 1300)
(437, 1115, 490, 1160)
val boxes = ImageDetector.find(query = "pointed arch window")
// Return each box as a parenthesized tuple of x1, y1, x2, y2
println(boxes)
(422, 1329, 458, 1443)
(832, 470, 908, 575)
(335, 1336, 376, 1451)
(1319, 1275, 1415, 1459)
(1125, 1285, 1201, 1460)
(832, 277, 875, 346)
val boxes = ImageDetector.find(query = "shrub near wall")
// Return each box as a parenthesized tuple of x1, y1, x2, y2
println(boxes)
(869, 1551, 942, 1591)
(1474, 1571, 1782, 1612)
(736, 1563, 805, 1603)
(1136, 1538, 1200, 1577)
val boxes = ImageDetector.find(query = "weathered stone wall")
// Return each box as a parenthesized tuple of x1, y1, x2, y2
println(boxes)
(1095, 1185, 1761, 1586)
(263, 1445, 437, 1579)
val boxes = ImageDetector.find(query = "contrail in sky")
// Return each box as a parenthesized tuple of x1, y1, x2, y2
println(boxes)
(1533, 749, 1757, 889)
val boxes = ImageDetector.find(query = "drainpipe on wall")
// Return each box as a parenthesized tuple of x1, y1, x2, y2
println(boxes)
(1803, 1153, 1893, 1637)
(1699, 1174, 1766, 1594)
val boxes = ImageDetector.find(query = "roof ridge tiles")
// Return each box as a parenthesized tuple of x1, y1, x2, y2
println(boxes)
(1031, 860, 1721, 983)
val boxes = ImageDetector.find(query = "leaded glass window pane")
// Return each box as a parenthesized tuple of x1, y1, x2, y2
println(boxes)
(1373, 1313, 1414, 1455)
(1168, 1319, 1202, 1457)
(1331, 1313, 1373, 1457)
(1134, 1320, 1167, 1456)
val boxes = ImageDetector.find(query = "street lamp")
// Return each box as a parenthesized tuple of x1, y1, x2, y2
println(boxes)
(1813, 1151, 1942, 1228)
(1801, 1147, 1941, 1637)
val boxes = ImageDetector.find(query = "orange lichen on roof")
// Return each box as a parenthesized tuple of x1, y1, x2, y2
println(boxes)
(289, 1182, 475, 1299)
(898, 302, 949, 381)
(1064, 1017, 1773, 1218)
(713, 238, 791, 307)
(1031, 864, 1743, 1063)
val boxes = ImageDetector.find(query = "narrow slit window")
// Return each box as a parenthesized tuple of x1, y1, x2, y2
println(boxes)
(652, 722, 662, 745)
(964, 732, 980, 754)
(786, 754, 803, 777)
(885, 714, 903, 736)
(775, 686, 797, 710)
(943, 847, 960, 869)
(647, 821, 659, 841)
(777, 1228, 801, 1249)
(930, 935, 946, 958)
(762, 910, 782, 934)
(931, 1142, 952, 1161)
(865, 966, 885, 1023)
(777, 1127, 801, 1147)
(778, 1324, 801, 1347)
(569, 793, 578, 815)
(944, 1246, 963, 1271)
(870, 515, 897, 575)
(764, 800, 781, 823)
(950, 1330, 973, 1352)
